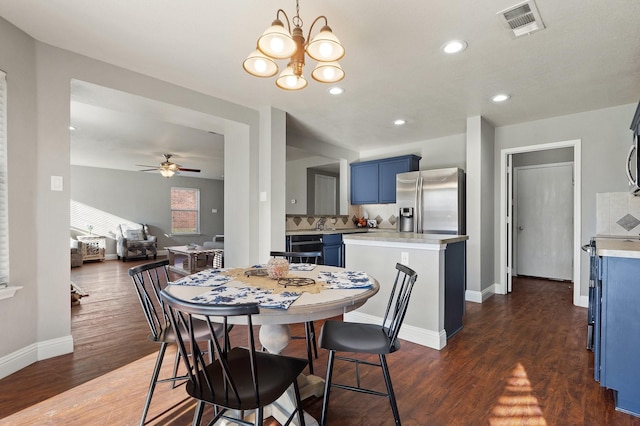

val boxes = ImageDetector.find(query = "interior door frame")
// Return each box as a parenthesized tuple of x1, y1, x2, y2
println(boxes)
(498, 139, 582, 306)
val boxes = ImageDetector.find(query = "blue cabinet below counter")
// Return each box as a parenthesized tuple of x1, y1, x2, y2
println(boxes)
(594, 255, 640, 417)
(286, 233, 345, 267)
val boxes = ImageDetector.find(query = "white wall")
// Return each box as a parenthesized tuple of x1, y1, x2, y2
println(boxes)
(0, 18, 285, 377)
(0, 17, 41, 377)
(359, 133, 466, 171)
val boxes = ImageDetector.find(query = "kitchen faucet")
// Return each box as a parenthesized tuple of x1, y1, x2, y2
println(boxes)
(316, 217, 327, 230)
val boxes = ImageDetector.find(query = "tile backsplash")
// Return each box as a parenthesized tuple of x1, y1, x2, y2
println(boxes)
(596, 192, 640, 236)
(285, 204, 401, 231)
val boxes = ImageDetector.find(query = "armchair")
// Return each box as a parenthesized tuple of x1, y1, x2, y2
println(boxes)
(116, 223, 157, 262)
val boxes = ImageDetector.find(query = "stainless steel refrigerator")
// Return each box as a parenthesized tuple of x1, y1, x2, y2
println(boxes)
(396, 167, 466, 234)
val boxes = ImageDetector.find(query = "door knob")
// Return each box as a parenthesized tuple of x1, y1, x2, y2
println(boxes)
(518, 226, 524, 231)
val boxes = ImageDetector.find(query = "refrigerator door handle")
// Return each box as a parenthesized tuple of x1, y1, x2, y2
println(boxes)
(416, 175, 422, 233)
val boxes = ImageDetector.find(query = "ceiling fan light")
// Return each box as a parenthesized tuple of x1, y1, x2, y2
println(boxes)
(257, 19, 297, 59)
(243, 49, 279, 77)
(311, 61, 344, 83)
(276, 66, 308, 90)
(160, 168, 175, 178)
(306, 25, 345, 62)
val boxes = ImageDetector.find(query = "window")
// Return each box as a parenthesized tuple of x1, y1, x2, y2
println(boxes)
(171, 187, 200, 234)
(0, 70, 8, 284)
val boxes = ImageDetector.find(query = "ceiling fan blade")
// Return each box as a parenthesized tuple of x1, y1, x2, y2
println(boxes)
(138, 168, 159, 172)
(136, 164, 160, 168)
(177, 167, 201, 172)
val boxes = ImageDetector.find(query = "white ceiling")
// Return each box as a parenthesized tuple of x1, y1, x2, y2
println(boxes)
(1, 0, 639, 178)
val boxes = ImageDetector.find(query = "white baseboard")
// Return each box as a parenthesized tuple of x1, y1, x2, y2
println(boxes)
(465, 284, 496, 303)
(0, 335, 74, 380)
(577, 294, 588, 308)
(344, 311, 447, 350)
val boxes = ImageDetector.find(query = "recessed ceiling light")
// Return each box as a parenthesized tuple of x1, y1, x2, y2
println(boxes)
(394, 119, 406, 126)
(328, 87, 344, 95)
(69, 126, 76, 130)
(491, 94, 511, 102)
(442, 40, 467, 54)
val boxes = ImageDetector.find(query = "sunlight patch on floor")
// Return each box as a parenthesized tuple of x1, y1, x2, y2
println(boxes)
(489, 362, 547, 425)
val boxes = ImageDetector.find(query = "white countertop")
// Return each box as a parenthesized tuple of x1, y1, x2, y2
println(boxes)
(596, 238, 640, 259)
(285, 229, 371, 236)
(343, 231, 468, 245)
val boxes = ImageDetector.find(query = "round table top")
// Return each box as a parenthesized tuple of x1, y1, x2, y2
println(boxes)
(166, 265, 380, 325)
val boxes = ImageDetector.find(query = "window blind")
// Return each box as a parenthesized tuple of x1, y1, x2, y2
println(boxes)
(0, 70, 9, 284)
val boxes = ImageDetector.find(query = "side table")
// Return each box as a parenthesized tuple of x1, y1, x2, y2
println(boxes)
(77, 235, 106, 262)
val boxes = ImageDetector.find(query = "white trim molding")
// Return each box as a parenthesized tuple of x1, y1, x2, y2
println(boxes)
(0, 335, 73, 379)
(466, 284, 497, 303)
(344, 310, 447, 350)
(499, 139, 582, 306)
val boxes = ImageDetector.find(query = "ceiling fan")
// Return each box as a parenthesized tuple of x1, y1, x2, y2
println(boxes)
(137, 154, 201, 178)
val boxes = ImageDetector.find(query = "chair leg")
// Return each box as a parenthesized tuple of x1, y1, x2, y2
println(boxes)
(293, 378, 306, 426)
(380, 354, 401, 426)
(304, 322, 315, 375)
(307, 321, 318, 358)
(170, 349, 180, 389)
(192, 400, 204, 426)
(140, 342, 168, 426)
(321, 350, 336, 426)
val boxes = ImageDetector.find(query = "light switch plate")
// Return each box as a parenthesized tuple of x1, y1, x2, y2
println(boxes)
(51, 176, 63, 191)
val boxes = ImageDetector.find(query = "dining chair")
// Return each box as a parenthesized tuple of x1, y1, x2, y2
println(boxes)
(269, 250, 322, 374)
(318, 263, 418, 426)
(128, 259, 219, 426)
(159, 288, 308, 426)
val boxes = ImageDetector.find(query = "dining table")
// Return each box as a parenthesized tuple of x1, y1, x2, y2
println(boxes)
(166, 263, 380, 426)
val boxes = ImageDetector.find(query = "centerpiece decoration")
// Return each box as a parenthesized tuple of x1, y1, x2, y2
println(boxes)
(267, 258, 289, 279)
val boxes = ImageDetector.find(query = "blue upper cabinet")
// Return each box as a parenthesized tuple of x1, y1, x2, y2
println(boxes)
(350, 155, 421, 204)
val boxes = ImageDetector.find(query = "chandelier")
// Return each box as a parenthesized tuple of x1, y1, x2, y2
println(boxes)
(243, 0, 345, 90)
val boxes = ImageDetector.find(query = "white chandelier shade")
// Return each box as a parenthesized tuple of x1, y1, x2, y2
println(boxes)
(243, 49, 279, 77)
(311, 61, 344, 83)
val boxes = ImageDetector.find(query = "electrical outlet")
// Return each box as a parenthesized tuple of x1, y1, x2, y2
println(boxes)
(401, 252, 409, 265)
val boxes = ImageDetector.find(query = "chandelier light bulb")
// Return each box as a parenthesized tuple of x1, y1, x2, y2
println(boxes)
(286, 75, 298, 88)
(270, 37, 285, 54)
(318, 42, 334, 59)
(254, 59, 267, 73)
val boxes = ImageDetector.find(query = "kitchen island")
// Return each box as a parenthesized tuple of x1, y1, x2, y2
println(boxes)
(342, 232, 468, 350)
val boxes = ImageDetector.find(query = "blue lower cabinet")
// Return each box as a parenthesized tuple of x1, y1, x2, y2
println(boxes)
(322, 233, 344, 267)
(599, 256, 640, 417)
(286, 233, 344, 267)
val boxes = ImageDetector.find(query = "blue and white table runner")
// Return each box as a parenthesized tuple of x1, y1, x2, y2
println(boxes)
(170, 267, 373, 309)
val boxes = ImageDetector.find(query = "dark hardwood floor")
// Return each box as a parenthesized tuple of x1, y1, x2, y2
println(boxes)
(0, 259, 638, 425)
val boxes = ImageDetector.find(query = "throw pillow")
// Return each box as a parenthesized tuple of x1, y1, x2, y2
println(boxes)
(125, 229, 144, 241)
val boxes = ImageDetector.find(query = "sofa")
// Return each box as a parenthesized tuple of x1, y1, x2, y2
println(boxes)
(115, 223, 157, 262)
(202, 235, 224, 267)
(70, 238, 84, 268)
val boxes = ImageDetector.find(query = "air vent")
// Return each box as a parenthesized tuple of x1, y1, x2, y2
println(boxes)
(497, 0, 545, 37)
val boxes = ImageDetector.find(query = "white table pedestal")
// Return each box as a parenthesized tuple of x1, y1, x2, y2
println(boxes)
(258, 324, 324, 426)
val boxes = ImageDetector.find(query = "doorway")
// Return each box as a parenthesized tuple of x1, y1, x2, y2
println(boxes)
(499, 140, 582, 306)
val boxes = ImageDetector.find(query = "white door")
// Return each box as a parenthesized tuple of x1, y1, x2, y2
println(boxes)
(315, 174, 336, 215)
(515, 163, 573, 280)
